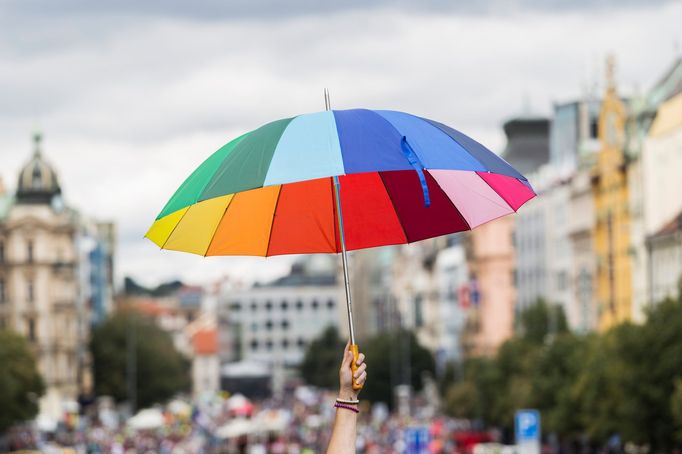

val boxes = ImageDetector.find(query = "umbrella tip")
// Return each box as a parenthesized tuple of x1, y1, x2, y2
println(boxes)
(324, 88, 331, 111)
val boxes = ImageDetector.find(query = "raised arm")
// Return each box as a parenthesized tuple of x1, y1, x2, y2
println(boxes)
(326, 341, 367, 454)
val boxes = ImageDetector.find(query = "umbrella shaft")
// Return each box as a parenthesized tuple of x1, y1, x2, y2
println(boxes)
(326, 89, 356, 345)
(334, 175, 356, 345)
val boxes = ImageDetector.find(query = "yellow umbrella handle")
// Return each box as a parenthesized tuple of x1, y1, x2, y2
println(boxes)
(351, 344, 363, 391)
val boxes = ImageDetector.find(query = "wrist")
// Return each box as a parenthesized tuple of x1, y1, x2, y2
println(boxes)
(338, 389, 358, 401)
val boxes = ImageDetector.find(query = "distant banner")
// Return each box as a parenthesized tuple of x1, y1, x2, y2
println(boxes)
(458, 278, 480, 309)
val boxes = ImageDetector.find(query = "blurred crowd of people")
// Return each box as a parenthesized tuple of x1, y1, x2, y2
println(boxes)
(2, 386, 494, 453)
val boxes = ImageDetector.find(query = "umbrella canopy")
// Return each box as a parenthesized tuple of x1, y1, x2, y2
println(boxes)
(146, 109, 534, 256)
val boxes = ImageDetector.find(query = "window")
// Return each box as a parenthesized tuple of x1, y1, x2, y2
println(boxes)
(266, 340, 273, 351)
(230, 302, 242, 311)
(414, 295, 423, 327)
(295, 300, 303, 311)
(0, 241, 4, 263)
(280, 301, 289, 311)
(311, 299, 319, 310)
(27, 280, 34, 303)
(32, 167, 42, 189)
(250, 301, 257, 311)
(265, 320, 273, 330)
(27, 241, 34, 263)
(0, 278, 5, 303)
(281, 320, 290, 330)
(590, 118, 599, 139)
(28, 318, 36, 341)
(251, 322, 258, 332)
(265, 300, 273, 311)
(281, 339, 289, 349)
(296, 338, 305, 348)
(326, 299, 335, 310)
(250, 339, 259, 351)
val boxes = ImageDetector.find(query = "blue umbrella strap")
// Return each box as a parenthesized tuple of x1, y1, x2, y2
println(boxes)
(400, 136, 431, 207)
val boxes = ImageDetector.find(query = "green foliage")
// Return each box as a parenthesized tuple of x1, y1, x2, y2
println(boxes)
(299, 326, 345, 389)
(300, 327, 435, 407)
(360, 329, 435, 407)
(517, 298, 568, 344)
(672, 378, 682, 443)
(300, 327, 435, 405)
(444, 293, 682, 450)
(0, 330, 44, 432)
(90, 310, 190, 409)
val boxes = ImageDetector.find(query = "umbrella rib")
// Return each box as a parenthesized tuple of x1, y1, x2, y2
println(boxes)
(414, 116, 490, 174)
(203, 194, 238, 257)
(426, 170, 472, 231)
(159, 206, 192, 250)
(264, 185, 283, 257)
(474, 172, 519, 213)
(330, 176, 340, 253)
(377, 172, 411, 244)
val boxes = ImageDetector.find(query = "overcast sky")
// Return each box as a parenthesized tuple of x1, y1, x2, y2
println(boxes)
(1, 0, 680, 287)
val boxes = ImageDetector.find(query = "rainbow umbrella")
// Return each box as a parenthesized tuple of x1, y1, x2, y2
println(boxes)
(146, 92, 535, 388)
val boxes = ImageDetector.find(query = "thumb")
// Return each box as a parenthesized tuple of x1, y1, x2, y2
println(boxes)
(341, 341, 352, 368)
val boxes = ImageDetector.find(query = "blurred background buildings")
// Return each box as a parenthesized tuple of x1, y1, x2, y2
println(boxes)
(0, 133, 115, 421)
(2, 53, 682, 437)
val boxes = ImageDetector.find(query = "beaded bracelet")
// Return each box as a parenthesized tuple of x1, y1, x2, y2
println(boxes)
(334, 403, 359, 414)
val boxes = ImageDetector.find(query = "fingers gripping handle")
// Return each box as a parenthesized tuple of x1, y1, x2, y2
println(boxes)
(351, 344, 363, 391)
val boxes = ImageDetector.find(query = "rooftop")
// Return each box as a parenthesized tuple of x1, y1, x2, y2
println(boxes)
(192, 328, 218, 355)
(651, 209, 682, 239)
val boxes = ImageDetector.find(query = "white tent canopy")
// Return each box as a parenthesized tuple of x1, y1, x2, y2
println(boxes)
(127, 408, 164, 431)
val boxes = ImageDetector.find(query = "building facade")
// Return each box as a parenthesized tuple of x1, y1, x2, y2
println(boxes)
(591, 58, 633, 331)
(219, 256, 342, 369)
(648, 210, 682, 304)
(0, 134, 114, 421)
(463, 216, 516, 356)
(191, 326, 220, 398)
(568, 165, 597, 332)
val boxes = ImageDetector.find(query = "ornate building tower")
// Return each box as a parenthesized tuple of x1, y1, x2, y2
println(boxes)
(591, 56, 633, 331)
(0, 133, 90, 420)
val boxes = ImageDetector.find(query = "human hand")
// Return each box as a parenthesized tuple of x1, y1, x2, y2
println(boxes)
(338, 340, 366, 400)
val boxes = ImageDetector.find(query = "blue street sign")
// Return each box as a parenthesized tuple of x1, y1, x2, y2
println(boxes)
(405, 426, 430, 454)
(515, 409, 540, 443)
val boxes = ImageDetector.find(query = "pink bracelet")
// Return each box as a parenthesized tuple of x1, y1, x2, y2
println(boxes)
(334, 403, 359, 414)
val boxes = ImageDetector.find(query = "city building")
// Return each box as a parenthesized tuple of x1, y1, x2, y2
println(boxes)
(642, 69, 682, 238)
(190, 326, 220, 398)
(512, 98, 601, 331)
(462, 216, 516, 356)
(218, 255, 342, 391)
(432, 236, 468, 367)
(591, 57, 633, 331)
(347, 247, 397, 340)
(0, 133, 114, 421)
(627, 57, 682, 321)
(648, 209, 682, 303)
(501, 117, 550, 175)
(503, 116, 551, 314)
(568, 162, 597, 332)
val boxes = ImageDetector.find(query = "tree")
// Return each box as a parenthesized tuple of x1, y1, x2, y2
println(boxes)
(517, 298, 568, 344)
(90, 310, 190, 409)
(0, 330, 44, 432)
(299, 326, 345, 389)
(672, 378, 682, 443)
(531, 333, 589, 436)
(360, 329, 435, 407)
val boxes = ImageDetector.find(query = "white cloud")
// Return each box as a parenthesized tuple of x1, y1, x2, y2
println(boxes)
(0, 3, 680, 286)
